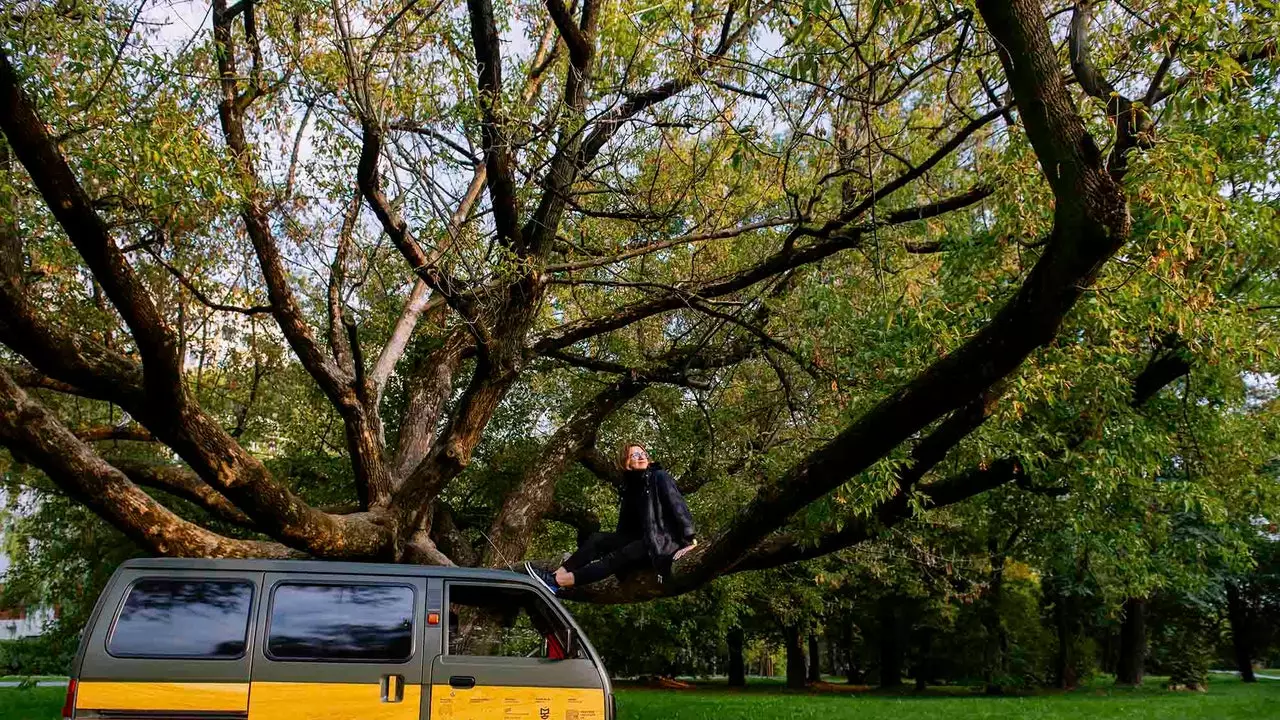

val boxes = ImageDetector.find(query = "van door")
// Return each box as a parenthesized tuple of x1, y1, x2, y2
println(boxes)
(248, 573, 426, 720)
(75, 569, 260, 720)
(429, 582, 606, 720)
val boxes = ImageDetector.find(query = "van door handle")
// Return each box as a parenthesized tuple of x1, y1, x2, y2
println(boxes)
(449, 675, 476, 689)
(380, 674, 405, 703)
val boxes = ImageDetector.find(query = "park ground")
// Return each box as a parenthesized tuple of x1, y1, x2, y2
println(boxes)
(0, 675, 1274, 720)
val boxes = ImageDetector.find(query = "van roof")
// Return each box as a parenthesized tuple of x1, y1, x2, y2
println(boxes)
(120, 557, 534, 583)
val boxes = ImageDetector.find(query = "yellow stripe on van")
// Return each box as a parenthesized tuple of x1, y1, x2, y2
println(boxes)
(248, 682, 421, 720)
(430, 685, 605, 720)
(76, 682, 249, 712)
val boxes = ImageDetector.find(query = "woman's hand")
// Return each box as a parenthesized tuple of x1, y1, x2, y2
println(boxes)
(673, 538, 698, 561)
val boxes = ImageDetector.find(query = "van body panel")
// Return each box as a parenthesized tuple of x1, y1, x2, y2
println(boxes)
(434, 580, 609, 720)
(75, 682, 249, 712)
(246, 572, 426, 720)
(248, 682, 423, 720)
(427, 683, 606, 720)
(430, 656, 605, 688)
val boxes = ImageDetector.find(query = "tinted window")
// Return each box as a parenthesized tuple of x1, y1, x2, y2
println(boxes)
(447, 584, 578, 659)
(109, 578, 254, 659)
(267, 584, 414, 661)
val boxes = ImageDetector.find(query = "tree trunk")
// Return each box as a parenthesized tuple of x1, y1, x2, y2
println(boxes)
(1226, 583, 1256, 683)
(1053, 588, 1078, 690)
(878, 597, 903, 688)
(914, 625, 934, 691)
(807, 634, 822, 684)
(982, 545, 1008, 695)
(1115, 597, 1146, 686)
(784, 625, 807, 689)
(844, 620, 861, 684)
(727, 626, 746, 687)
(827, 629, 837, 679)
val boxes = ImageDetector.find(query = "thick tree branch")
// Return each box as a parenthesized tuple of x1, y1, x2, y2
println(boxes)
(76, 425, 156, 443)
(465, 0, 521, 247)
(327, 189, 362, 374)
(110, 458, 255, 528)
(0, 369, 294, 558)
(579, 445, 624, 492)
(0, 50, 184, 401)
(391, 329, 470, 483)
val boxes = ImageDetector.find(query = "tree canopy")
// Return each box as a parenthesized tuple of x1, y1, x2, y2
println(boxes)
(0, 0, 1277, 605)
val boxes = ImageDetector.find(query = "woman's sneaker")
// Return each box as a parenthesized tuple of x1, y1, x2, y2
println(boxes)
(524, 561, 559, 595)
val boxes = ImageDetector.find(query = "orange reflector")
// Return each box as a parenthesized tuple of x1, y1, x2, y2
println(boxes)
(427, 612, 440, 625)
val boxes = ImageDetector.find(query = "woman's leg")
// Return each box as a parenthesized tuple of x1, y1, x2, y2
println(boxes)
(561, 532, 629, 573)
(564, 539, 648, 587)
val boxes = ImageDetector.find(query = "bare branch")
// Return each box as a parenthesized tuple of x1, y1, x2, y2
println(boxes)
(148, 247, 274, 316)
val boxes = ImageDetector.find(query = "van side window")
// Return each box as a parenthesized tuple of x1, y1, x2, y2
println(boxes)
(267, 583, 414, 662)
(446, 584, 579, 659)
(108, 578, 254, 659)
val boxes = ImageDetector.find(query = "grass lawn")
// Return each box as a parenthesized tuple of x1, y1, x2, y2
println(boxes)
(0, 686, 62, 720)
(0, 675, 1274, 719)
(615, 675, 1278, 720)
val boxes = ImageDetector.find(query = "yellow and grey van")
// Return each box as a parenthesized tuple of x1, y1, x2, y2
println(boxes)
(62, 558, 613, 720)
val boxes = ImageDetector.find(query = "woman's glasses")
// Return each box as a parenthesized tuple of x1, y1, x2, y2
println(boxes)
(629, 450, 648, 460)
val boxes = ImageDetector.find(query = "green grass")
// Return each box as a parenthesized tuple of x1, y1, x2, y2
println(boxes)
(0, 686, 62, 720)
(615, 675, 1279, 720)
(0, 676, 1274, 719)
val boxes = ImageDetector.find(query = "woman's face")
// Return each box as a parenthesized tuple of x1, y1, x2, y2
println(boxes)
(625, 445, 650, 471)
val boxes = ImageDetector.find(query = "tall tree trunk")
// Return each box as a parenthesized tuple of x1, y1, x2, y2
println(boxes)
(1053, 590, 1078, 690)
(914, 625, 934, 691)
(878, 597, 903, 688)
(1226, 583, 1256, 683)
(784, 624, 807, 689)
(827, 630, 837, 681)
(727, 626, 746, 687)
(844, 620, 861, 684)
(807, 634, 822, 684)
(982, 544, 1008, 695)
(1115, 597, 1146, 686)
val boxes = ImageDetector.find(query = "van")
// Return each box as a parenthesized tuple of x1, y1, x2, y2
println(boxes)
(63, 558, 614, 720)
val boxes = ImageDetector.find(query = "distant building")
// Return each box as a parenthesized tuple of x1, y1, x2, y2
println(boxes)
(0, 601, 53, 640)
(0, 489, 57, 639)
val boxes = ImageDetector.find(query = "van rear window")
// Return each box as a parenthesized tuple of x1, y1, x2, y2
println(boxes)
(108, 578, 254, 659)
(266, 583, 414, 662)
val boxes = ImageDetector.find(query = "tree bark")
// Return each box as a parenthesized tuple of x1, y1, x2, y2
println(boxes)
(1116, 597, 1146, 686)
(878, 598, 903, 688)
(982, 544, 1008, 695)
(808, 634, 822, 684)
(845, 620, 861, 684)
(1226, 583, 1256, 683)
(783, 624, 807, 689)
(727, 626, 746, 687)
(1053, 588, 1078, 690)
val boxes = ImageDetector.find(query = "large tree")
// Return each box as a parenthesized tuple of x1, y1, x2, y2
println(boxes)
(0, 0, 1276, 603)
